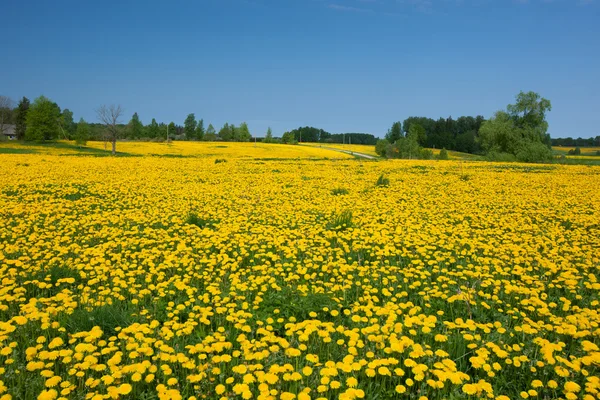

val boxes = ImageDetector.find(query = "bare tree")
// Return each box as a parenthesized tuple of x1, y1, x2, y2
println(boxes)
(0, 96, 14, 136)
(96, 104, 123, 155)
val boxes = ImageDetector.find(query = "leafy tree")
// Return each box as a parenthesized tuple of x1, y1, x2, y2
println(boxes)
(184, 113, 197, 139)
(395, 125, 421, 159)
(128, 112, 144, 139)
(385, 121, 403, 143)
(264, 127, 273, 143)
(479, 91, 553, 162)
(158, 123, 168, 140)
(218, 123, 234, 141)
(455, 130, 478, 154)
(25, 96, 61, 141)
(195, 119, 204, 141)
(14, 97, 30, 140)
(167, 122, 177, 140)
(59, 108, 76, 139)
(74, 118, 90, 146)
(507, 91, 552, 133)
(375, 139, 391, 157)
(409, 124, 426, 146)
(236, 122, 251, 142)
(204, 123, 217, 141)
(281, 131, 296, 144)
(147, 118, 159, 138)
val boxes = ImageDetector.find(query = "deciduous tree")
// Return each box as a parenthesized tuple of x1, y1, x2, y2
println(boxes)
(14, 97, 30, 140)
(96, 104, 124, 155)
(74, 118, 90, 147)
(25, 96, 61, 141)
(184, 113, 197, 139)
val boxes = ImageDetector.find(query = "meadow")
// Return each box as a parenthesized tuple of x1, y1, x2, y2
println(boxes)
(0, 142, 599, 400)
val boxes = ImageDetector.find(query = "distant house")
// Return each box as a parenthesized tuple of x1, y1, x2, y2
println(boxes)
(1, 124, 16, 140)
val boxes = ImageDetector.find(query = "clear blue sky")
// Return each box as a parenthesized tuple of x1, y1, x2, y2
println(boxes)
(3, 0, 599, 138)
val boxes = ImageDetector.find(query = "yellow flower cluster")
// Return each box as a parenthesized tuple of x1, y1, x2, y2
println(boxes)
(0, 148, 599, 400)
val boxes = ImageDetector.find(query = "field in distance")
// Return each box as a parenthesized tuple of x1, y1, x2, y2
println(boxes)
(0, 140, 355, 159)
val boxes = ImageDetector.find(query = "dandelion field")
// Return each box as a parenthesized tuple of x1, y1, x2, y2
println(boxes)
(0, 146, 599, 400)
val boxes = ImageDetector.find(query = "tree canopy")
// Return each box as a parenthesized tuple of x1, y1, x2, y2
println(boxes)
(25, 96, 61, 141)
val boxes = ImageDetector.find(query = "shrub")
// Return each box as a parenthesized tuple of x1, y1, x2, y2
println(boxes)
(376, 174, 389, 187)
(568, 147, 581, 155)
(515, 142, 553, 163)
(375, 139, 390, 157)
(214, 158, 227, 164)
(331, 187, 349, 196)
(596, 150, 600, 156)
(420, 148, 434, 160)
(438, 148, 449, 160)
(486, 151, 517, 162)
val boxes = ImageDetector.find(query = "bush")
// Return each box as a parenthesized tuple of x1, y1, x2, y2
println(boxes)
(438, 148, 449, 160)
(376, 174, 390, 187)
(596, 150, 600, 156)
(515, 142, 553, 163)
(214, 158, 227, 164)
(486, 151, 517, 162)
(420, 148, 434, 160)
(375, 139, 390, 157)
(568, 147, 581, 155)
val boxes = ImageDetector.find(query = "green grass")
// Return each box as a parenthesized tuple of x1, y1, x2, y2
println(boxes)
(0, 147, 38, 154)
(331, 187, 349, 195)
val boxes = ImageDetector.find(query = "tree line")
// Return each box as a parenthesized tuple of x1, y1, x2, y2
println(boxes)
(375, 91, 590, 162)
(551, 136, 600, 147)
(278, 127, 377, 145)
(0, 95, 264, 150)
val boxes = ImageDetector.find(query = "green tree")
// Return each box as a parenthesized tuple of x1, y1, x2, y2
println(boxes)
(168, 122, 177, 141)
(147, 118, 159, 138)
(218, 123, 233, 141)
(409, 124, 426, 146)
(14, 97, 30, 140)
(237, 122, 251, 142)
(60, 108, 76, 139)
(264, 127, 273, 143)
(74, 118, 90, 147)
(395, 125, 421, 159)
(184, 113, 197, 140)
(25, 96, 61, 141)
(128, 112, 144, 139)
(195, 119, 205, 141)
(479, 91, 553, 162)
(385, 121, 402, 143)
(281, 131, 296, 144)
(507, 91, 552, 134)
(375, 139, 392, 157)
(204, 123, 216, 141)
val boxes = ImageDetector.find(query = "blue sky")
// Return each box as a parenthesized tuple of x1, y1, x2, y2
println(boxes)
(3, 0, 599, 138)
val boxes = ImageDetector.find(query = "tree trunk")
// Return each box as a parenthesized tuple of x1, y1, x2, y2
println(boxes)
(112, 139, 116, 155)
